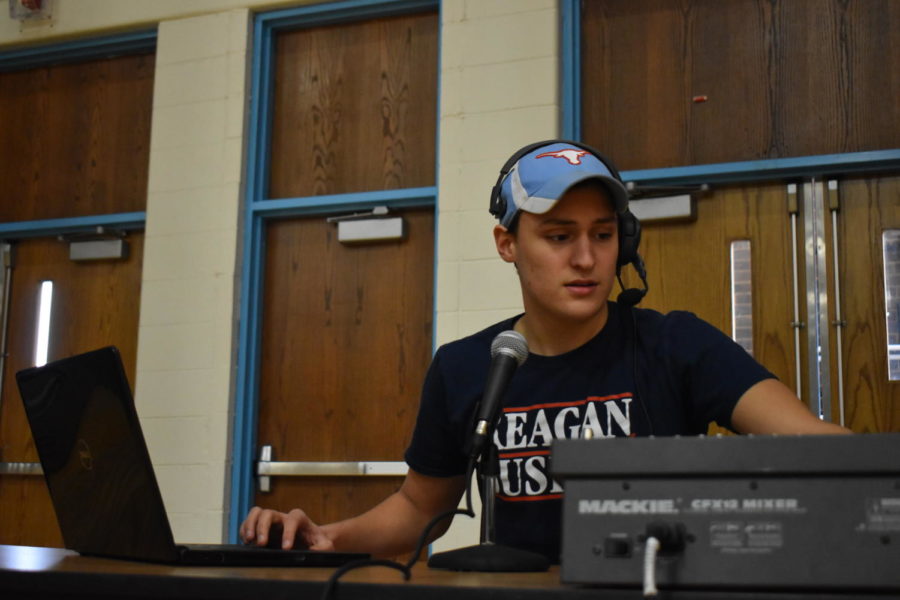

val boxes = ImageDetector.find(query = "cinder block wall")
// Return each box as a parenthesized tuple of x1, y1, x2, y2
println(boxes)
(136, 8, 250, 542)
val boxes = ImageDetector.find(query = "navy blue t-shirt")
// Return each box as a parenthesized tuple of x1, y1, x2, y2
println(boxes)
(404, 301, 774, 562)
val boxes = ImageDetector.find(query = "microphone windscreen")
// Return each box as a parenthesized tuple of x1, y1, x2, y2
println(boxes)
(490, 330, 528, 366)
(617, 287, 646, 307)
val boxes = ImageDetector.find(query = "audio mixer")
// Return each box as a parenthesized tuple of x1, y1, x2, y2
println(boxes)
(552, 434, 900, 593)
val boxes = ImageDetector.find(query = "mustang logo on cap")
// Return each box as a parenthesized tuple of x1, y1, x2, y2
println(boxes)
(534, 148, 589, 165)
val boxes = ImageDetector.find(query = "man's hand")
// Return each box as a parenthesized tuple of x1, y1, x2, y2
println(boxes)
(240, 507, 335, 551)
(239, 470, 466, 557)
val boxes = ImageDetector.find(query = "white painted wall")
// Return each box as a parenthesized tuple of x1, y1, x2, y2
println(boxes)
(135, 8, 251, 543)
(0, 0, 561, 547)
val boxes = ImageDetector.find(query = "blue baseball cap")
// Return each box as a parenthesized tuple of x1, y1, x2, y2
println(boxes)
(497, 142, 630, 228)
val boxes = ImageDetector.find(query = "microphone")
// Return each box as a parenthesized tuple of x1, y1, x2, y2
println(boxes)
(469, 330, 528, 459)
(617, 252, 648, 307)
(428, 329, 548, 573)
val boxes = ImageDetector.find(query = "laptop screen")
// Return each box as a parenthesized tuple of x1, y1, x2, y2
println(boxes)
(17, 347, 180, 562)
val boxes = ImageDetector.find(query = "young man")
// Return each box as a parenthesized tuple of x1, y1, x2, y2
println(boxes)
(241, 140, 848, 562)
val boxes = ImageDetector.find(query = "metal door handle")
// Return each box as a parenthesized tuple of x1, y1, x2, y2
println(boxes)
(256, 445, 407, 493)
(0, 462, 43, 475)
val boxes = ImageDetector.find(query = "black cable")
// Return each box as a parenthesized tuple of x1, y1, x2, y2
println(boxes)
(319, 558, 409, 600)
(318, 456, 478, 600)
(404, 455, 477, 570)
(626, 302, 654, 436)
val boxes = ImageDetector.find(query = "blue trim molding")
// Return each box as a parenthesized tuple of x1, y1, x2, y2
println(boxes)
(560, 0, 581, 140)
(252, 187, 437, 218)
(622, 150, 900, 187)
(0, 28, 156, 72)
(0, 212, 146, 238)
(257, 0, 437, 31)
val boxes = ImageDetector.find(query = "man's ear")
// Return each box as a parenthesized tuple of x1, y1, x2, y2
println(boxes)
(494, 224, 517, 264)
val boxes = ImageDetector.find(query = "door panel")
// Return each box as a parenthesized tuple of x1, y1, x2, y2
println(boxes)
(0, 53, 154, 222)
(581, 0, 900, 171)
(834, 175, 900, 432)
(254, 211, 434, 545)
(0, 234, 144, 546)
(269, 12, 438, 198)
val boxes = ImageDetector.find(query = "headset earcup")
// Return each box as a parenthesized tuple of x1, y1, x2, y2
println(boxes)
(618, 210, 641, 268)
(489, 183, 505, 219)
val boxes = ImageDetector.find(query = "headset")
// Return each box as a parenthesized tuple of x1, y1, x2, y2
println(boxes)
(489, 139, 647, 306)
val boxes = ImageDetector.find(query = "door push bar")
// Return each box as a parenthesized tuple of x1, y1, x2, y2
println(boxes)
(0, 462, 43, 475)
(256, 445, 407, 493)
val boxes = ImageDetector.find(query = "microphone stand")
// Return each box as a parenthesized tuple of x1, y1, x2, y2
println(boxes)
(427, 443, 549, 572)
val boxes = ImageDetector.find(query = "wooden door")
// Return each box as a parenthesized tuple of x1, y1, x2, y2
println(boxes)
(0, 47, 152, 546)
(833, 175, 900, 432)
(0, 235, 144, 546)
(250, 10, 437, 555)
(254, 211, 433, 532)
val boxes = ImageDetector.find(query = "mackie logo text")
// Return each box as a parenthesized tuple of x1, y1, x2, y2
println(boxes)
(578, 498, 678, 515)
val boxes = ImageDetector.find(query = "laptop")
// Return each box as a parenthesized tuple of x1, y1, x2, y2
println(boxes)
(16, 346, 369, 567)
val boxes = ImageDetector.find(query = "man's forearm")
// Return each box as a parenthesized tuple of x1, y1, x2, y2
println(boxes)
(320, 490, 450, 557)
(320, 471, 466, 558)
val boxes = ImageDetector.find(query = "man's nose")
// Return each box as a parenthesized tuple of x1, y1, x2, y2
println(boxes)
(570, 235, 595, 269)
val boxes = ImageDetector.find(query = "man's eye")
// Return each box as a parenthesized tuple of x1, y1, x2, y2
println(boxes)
(547, 234, 569, 242)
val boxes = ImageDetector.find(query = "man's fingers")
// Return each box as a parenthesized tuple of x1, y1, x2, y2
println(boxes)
(280, 509, 305, 550)
(255, 509, 278, 547)
(240, 507, 319, 550)
(240, 506, 263, 543)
